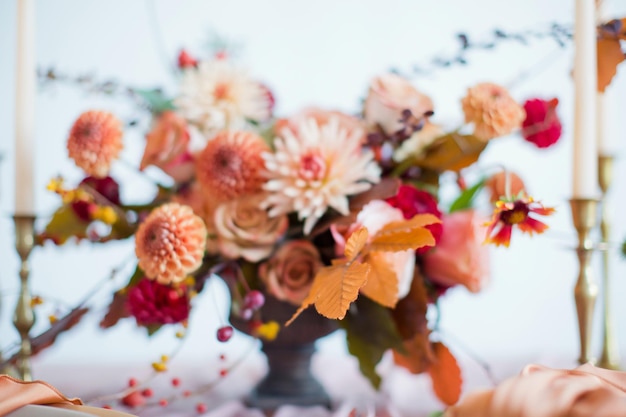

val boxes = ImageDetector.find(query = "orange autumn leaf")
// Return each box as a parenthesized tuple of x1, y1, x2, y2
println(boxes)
(369, 213, 440, 253)
(429, 342, 463, 406)
(392, 331, 434, 374)
(597, 37, 625, 92)
(360, 252, 399, 308)
(344, 227, 369, 261)
(286, 261, 370, 325)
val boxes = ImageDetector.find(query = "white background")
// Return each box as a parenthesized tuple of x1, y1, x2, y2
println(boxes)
(1, 0, 626, 399)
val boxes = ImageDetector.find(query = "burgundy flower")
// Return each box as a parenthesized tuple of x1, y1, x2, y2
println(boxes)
(521, 98, 562, 148)
(126, 278, 190, 326)
(71, 176, 120, 222)
(386, 184, 442, 254)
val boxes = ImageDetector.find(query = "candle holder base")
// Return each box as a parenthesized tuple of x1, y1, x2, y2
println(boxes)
(569, 199, 599, 365)
(597, 155, 620, 370)
(13, 215, 37, 381)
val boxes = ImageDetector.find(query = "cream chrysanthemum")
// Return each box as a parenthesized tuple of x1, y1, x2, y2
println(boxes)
(461, 83, 525, 141)
(195, 131, 269, 202)
(135, 203, 207, 285)
(262, 117, 381, 235)
(175, 60, 271, 138)
(67, 110, 123, 178)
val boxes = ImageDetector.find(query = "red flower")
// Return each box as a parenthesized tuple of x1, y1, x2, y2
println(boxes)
(126, 278, 190, 326)
(71, 176, 120, 222)
(485, 197, 555, 247)
(522, 98, 562, 148)
(177, 49, 197, 69)
(387, 184, 442, 254)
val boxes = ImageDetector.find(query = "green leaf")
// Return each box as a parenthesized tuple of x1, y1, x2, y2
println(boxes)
(134, 88, 175, 114)
(39, 204, 89, 244)
(127, 265, 145, 288)
(449, 179, 486, 213)
(428, 411, 444, 417)
(340, 296, 405, 389)
(146, 324, 162, 336)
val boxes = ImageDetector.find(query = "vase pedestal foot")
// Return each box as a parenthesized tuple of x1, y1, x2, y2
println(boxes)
(245, 343, 332, 412)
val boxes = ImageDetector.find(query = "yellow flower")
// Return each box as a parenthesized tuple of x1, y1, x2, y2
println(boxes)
(152, 362, 168, 372)
(257, 321, 280, 341)
(93, 206, 118, 224)
(47, 177, 64, 192)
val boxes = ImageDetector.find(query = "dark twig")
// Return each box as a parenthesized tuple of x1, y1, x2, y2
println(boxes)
(392, 22, 573, 77)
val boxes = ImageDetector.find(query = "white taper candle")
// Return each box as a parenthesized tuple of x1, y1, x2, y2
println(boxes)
(15, 0, 36, 215)
(572, 0, 599, 198)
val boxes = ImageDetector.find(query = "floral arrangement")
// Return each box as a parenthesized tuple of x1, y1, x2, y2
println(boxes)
(40, 48, 561, 406)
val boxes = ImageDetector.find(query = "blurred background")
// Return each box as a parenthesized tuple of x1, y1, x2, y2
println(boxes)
(0, 0, 625, 391)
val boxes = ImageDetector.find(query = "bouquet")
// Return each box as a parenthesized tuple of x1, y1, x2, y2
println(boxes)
(41, 48, 559, 406)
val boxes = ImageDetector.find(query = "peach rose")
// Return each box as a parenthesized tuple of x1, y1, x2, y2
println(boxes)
(276, 107, 366, 142)
(140, 111, 194, 182)
(259, 240, 323, 305)
(331, 200, 415, 299)
(213, 194, 288, 262)
(445, 363, 626, 417)
(422, 210, 489, 293)
(364, 73, 433, 135)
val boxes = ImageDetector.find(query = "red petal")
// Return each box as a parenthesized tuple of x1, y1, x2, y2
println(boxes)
(530, 206, 555, 216)
(518, 216, 549, 235)
(486, 224, 513, 247)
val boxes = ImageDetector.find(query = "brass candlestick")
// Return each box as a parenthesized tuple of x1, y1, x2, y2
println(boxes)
(597, 155, 620, 369)
(13, 215, 36, 381)
(569, 199, 599, 365)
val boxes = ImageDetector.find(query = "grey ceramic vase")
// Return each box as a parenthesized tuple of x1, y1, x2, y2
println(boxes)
(230, 293, 338, 411)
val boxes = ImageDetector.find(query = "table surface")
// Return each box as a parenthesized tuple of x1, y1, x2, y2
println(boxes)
(27, 350, 581, 417)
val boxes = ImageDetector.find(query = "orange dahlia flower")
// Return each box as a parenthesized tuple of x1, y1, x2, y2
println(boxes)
(461, 83, 525, 141)
(67, 110, 123, 178)
(135, 203, 207, 284)
(195, 131, 269, 202)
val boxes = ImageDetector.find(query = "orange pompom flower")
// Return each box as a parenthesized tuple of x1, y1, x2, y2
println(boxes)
(461, 83, 525, 141)
(485, 196, 555, 247)
(195, 131, 269, 201)
(135, 203, 207, 285)
(67, 110, 123, 178)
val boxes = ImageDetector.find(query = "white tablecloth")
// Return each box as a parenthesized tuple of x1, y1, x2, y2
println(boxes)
(26, 351, 580, 417)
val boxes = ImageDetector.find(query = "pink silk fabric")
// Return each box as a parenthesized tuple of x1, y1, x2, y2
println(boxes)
(0, 375, 135, 417)
(0, 374, 83, 415)
(445, 363, 626, 417)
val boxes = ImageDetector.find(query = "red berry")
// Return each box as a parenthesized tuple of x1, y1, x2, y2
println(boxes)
(171, 377, 181, 387)
(240, 308, 253, 320)
(128, 377, 138, 387)
(216, 325, 233, 342)
(177, 49, 197, 69)
(183, 390, 192, 398)
(196, 403, 208, 413)
(121, 391, 146, 408)
(159, 399, 168, 407)
(219, 369, 228, 377)
(103, 405, 112, 410)
(141, 388, 153, 398)
(219, 354, 226, 361)
(244, 290, 265, 311)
